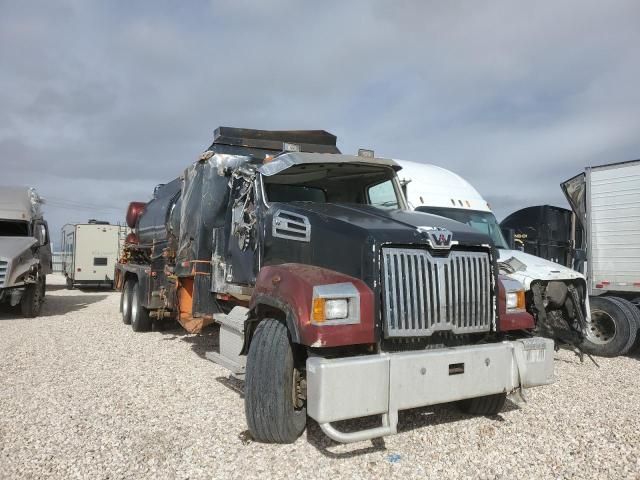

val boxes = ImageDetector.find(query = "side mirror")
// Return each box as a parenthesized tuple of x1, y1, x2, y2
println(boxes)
(502, 228, 516, 250)
(34, 221, 49, 246)
(572, 248, 587, 273)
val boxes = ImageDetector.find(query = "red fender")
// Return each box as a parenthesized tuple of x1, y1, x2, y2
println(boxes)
(250, 264, 375, 348)
(497, 275, 535, 331)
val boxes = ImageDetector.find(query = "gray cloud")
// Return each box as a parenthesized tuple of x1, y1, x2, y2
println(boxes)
(1, 0, 639, 244)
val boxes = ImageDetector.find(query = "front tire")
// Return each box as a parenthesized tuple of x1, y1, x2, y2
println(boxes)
(459, 392, 507, 416)
(581, 296, 636, 357)
(130, 281, 152, 332)
(244, 319, 307, 443)
(607, 297, 640, 353)
(20, 276, 45, 318)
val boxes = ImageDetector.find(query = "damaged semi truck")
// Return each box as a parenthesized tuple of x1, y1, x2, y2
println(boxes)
(396, 161, 601, 357)
(116, 128, 554, 444)
(0, 186, 51, 317)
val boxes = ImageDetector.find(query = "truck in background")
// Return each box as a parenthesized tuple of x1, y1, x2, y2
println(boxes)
(395, 160, 624, 357)
(500, 205, 579, 267)
(0, 186, 51, 317)
(560, 160, 640, 356)
(114, 127, 554, 444)
(61, 220, 121, 289)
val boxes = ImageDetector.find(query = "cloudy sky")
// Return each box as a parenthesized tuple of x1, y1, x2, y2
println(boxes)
(2, 0, 639, 246)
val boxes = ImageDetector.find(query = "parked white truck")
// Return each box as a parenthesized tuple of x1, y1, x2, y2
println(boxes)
(0, 186, 52, 317)
(561, 160, 640, 355)
(61, 220, 120, 289)
(395, 160, 636, 358)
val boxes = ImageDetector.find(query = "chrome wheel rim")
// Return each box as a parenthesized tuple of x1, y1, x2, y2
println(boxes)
(586, 308, 616, 345)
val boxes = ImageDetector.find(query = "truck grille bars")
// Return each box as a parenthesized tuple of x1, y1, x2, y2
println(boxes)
(0, 260, 7, 287)
(381, 248, 493, 337)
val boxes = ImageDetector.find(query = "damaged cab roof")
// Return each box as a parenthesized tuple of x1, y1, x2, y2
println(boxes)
(258, 152, 401, 176)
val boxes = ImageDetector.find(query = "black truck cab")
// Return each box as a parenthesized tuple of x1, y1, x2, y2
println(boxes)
(115, 127, 554, 444)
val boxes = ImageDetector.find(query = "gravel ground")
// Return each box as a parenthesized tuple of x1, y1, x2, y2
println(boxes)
(1, 275, 640, 479)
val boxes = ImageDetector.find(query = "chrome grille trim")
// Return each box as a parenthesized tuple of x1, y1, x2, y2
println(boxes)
(0, 259, 8, 288)
(382, 248, 493, 337)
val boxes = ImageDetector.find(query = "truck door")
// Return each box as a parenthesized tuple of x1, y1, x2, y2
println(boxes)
(225, 172, 258, 286)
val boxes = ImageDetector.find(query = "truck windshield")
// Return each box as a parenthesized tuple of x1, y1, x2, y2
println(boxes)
(0, 220, 30, 237)
(415, 207, 508, 249)
(263, 163, 405, 210)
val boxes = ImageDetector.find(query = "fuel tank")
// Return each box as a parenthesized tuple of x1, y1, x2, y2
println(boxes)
(136, 178, 182, 246)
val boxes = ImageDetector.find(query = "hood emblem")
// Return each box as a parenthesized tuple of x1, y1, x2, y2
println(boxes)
(418, 226, 453, 250)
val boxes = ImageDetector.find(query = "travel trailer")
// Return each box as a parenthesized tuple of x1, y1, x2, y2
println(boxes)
(61, 220, 120, 289)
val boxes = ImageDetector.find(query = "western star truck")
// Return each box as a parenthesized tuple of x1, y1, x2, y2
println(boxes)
(0, 186, 51, 317)
(115, 128, 554, 444)
(396, 160, 604, 357)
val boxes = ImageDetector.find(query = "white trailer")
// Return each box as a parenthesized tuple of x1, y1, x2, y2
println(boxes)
(562, 160, 640, 301)
(61, 221, 120, 289)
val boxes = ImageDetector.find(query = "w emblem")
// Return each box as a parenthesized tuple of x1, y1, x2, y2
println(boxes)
(417, 227, 453, 250)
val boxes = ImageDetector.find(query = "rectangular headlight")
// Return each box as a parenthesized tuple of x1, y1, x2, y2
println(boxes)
(506, 290, 525, 311)
(325, 299, 349, 319)
(311, 283, 360, 325)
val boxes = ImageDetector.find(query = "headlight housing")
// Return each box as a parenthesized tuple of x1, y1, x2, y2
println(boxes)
(311, 282, 360, 325)
(506, 289, 526, 312)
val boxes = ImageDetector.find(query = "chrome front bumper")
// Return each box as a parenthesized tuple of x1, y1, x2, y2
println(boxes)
(306, 337, 554, 443)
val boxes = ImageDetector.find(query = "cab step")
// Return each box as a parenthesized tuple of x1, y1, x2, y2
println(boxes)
(205, 306, 248, 377)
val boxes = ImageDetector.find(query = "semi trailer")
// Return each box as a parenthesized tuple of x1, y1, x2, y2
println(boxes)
(395, 160, 617, 357)
(61, 220, 121, 289)
(560, 160, 640, 356)
(0, 186, 51, 317)
(115, 127, 554, 444)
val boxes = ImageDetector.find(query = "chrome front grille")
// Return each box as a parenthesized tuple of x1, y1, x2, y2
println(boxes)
(381, 248, 493, 337)
(0, 260, 7, 288)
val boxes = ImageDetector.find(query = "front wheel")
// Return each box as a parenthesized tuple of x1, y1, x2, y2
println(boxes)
(244, 319, 307, 443)
(20, 276, 45, 318)
(581, 296, 636, 357)
(459, 392, 507, 416)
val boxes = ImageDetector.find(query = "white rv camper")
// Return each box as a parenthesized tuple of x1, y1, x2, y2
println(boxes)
(61, 221, 120, 289)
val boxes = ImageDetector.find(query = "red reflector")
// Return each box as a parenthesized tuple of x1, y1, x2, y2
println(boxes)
(634, 282, 640, 287)
(595, 283, 603, 289)
(602, 281, 610, 285)
(77, 268, 81, 272)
